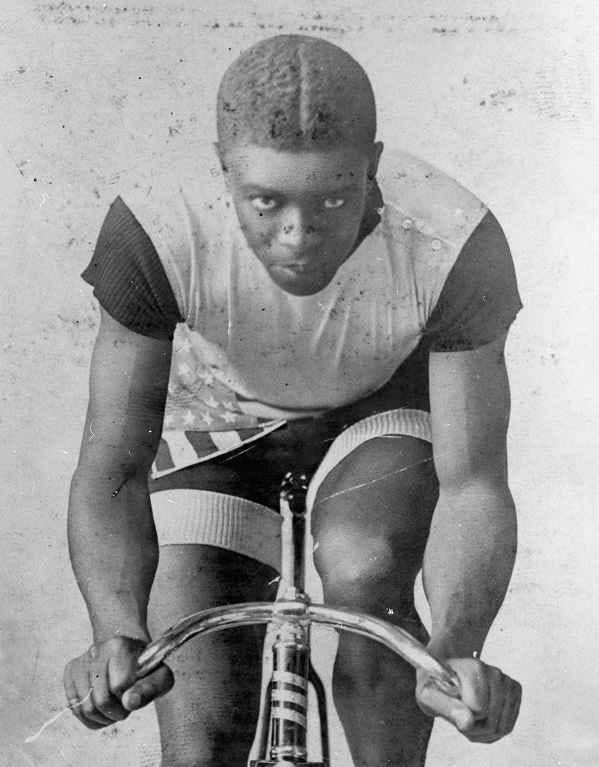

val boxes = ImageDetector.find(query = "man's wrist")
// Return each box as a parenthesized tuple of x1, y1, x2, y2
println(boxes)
(91, 610, 151, 645)
(92, 626, 151, 645)
(427, 633, 484, 662)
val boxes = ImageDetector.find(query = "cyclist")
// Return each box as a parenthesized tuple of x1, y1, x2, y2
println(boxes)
(64, 34, 523, 766)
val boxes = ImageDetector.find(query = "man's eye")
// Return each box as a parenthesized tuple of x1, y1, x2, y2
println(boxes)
(251, 196, 278, 212)
(323, 198, 346, 210)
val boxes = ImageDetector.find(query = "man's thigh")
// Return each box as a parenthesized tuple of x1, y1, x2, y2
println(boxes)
(311, 435, 438, 618)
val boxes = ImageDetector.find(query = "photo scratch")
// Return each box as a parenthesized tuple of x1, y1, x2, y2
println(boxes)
(24, 689, 93, 744)
(316, 456, 435, 504)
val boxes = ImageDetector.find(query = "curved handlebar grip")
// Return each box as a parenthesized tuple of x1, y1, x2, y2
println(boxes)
(136, 602, 279, 678)
(136, 601, 460, 698)
(308, 604, 460, 698)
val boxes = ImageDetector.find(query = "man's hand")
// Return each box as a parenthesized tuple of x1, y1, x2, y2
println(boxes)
(416, 658, 521, 743)
(63, 636, 174, 729)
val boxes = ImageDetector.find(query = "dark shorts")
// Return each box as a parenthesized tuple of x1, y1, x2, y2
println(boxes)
(149, 342, 431, 510)
(148, 343, 432, 569)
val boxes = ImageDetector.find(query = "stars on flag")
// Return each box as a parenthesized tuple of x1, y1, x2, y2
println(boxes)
(165, 333, 254, 430)
(202, 393, 219, 409)
(198, 370, 215, 385)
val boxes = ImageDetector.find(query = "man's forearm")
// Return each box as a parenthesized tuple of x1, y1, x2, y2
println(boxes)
(68, 468, 159, 643)
(422, 480, 517, 659)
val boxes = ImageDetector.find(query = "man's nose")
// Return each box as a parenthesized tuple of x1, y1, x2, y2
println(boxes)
(278, 207, 320, 249)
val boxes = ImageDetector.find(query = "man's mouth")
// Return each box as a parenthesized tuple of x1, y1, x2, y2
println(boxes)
(272, 262, 319, 275)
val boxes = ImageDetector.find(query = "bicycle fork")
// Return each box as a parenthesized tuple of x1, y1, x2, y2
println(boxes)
(251, 472, 329, 767)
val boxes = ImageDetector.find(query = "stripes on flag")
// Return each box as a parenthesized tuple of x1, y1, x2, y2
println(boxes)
(159, 431, 203, 471)
(209, 430, 250, 452)
(151, 420, 286, 479)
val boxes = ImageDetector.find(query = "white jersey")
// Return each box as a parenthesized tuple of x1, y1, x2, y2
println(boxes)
(121, 147, 488, 425)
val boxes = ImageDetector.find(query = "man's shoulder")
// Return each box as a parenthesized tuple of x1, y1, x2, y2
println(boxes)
(107, 145, 233, 324)
(377, 148, 488, 248)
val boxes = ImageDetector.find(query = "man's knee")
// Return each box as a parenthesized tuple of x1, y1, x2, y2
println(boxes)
(313, 525, 398, 605)
(311, 436, 438, 612)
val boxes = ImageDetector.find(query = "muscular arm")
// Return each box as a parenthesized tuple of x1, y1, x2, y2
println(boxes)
(424, 333, 517, 660)
(68, 307, 171, 643)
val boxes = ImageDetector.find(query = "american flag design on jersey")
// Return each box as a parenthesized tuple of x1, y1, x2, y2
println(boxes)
(152, 421, 286, 478)
(151, 331, 286, 478)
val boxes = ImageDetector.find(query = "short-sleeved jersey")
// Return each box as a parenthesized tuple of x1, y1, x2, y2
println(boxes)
(82, 146, 521, 453)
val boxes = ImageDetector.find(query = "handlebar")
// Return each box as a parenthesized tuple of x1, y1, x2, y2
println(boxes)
(137, 599, 460, 698)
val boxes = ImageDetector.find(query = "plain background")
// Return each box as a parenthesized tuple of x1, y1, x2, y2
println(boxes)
(1, 1, 598, 764)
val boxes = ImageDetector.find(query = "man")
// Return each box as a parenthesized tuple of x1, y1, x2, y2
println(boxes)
(64, 34, 522, 766)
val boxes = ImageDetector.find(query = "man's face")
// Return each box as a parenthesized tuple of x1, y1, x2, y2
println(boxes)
(220, 142, 382, 296)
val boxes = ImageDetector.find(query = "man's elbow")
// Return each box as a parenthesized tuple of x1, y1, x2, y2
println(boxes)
(437, 459, 512, 498)
(437, 472, 517, 534)
(70, 452, 153, 504)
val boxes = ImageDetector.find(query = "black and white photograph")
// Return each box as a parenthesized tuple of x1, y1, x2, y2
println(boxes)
(1, 2, 597, 765)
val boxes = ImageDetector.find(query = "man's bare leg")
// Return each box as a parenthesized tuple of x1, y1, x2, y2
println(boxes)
(312, 436, 438, 767)
(147, 544, 277, 767)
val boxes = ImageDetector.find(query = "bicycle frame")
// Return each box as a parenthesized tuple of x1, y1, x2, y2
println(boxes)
(137, 473, 460, 766)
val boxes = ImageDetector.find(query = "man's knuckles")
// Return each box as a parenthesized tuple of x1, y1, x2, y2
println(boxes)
(107, 657, 140, 695)
(91, 635, 144, 659)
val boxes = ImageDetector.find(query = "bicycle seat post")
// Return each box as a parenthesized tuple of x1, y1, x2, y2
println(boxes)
(279, 471, 309, 601)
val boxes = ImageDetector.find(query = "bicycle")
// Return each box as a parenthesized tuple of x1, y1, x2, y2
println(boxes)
(136, 472, 461, 766)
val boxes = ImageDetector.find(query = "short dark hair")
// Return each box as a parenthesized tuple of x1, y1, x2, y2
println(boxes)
(217, 34, 377, 155)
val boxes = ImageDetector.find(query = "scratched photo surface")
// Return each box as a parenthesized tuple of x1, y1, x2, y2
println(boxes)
(1, 1, 597, 765)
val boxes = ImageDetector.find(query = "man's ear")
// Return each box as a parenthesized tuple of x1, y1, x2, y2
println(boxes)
(367, 141, 384, 180)
(213, 141, 231, 189)
(213, 141, 229, 172)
